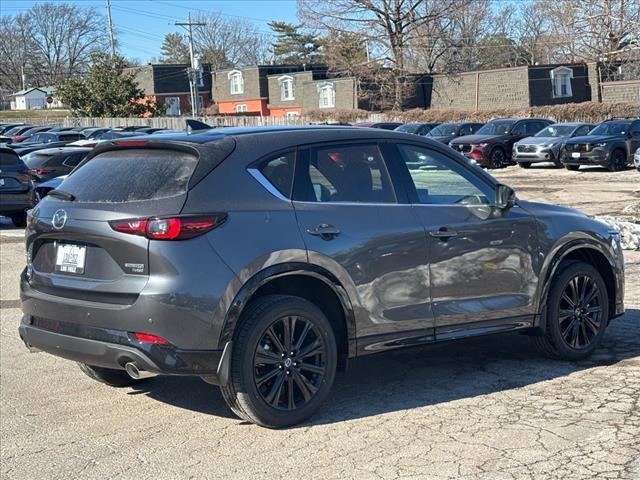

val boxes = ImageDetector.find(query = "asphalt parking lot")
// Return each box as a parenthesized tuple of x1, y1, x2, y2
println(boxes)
(1, 164, 639, 479)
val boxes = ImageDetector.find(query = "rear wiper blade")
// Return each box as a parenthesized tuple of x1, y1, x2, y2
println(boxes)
(48, 189, 76, 201)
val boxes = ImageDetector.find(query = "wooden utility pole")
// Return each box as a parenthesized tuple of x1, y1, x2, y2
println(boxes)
(105, 0, 116, 58)
(176, 14, 206, 118)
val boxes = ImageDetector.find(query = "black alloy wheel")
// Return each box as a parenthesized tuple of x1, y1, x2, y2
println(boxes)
(532, 261, 608, 360)
(220, 295, 337, 428)
(557, 274, 603, 349)
(489, 148, 506, 168)
(607, 149, 627, 172)
(253, 315, 327, 410)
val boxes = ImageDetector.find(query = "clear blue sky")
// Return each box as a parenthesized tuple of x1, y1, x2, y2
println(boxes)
(1, 0, 299, 62)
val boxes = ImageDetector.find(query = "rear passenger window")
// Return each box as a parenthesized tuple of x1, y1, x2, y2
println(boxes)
(294, 144, 395, 203)
(258, 152, 295, 198)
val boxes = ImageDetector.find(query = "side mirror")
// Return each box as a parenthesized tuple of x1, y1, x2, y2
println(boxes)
(495, 184, 516, 210)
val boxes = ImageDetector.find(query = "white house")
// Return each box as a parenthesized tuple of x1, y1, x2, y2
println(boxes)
(10, 87, 63, 110)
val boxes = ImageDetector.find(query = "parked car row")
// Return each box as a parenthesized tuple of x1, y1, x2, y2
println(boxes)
(352, 117, 640, 172)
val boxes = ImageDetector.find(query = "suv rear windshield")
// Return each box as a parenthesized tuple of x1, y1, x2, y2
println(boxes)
(61, 149, 198, 202)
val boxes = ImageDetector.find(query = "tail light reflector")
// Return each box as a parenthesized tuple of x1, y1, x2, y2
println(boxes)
(30, 169, 52, 175)
(133, 332, 168, 344)
(109, 214, 226, 240)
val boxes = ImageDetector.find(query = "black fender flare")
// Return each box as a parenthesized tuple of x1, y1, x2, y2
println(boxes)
(218, 262, 357, 356)
(535, 238, 617, 329)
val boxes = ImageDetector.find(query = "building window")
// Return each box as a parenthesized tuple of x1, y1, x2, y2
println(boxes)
(279, 76, 294, 101)
(228, 70, 244, 95)
(236, 104, 247, 113)
(318, 83, 335, 108)
(551, 67, 573, 98)
(198, 95, 204, 111)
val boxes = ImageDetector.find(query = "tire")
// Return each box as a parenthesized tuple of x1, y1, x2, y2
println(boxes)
(565, 164, 580, 171)
(532, 261, 609, 361)
(221, 295, 337, 428)
(77, 363, 145, 388)
(10, 212, 27, 228)
(519, 162, 531, 169)
(489, 148, 506, 169)
(607, 149, 627, 172)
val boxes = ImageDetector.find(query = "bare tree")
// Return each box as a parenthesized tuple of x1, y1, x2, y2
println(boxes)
(28, 3, 108, 86)
(537, 0, 640, 64)
(192, 13, 271, 69)
(1, 3, 107, 91)
(0, 14, 36, 91)
(299, 0, 458, 109)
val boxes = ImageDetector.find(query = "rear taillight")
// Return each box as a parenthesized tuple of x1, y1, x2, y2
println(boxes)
(133, 332, 168, 344)
(109, 214, 226, 240)
(29, 168, 52, 175)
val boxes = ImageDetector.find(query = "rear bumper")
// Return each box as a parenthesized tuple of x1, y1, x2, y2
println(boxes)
(19, 314, 224, 375)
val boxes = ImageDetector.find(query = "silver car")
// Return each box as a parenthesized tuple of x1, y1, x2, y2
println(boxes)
(634, 146, 640, 171)
(513, 122, 593, 168)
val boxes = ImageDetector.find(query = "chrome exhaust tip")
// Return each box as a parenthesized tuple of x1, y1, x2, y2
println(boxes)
(124, 362, 157, 380)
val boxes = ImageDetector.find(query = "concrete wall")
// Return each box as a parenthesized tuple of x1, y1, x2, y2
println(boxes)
(601, 80, 640, 104)
(431, 67, 530, 110)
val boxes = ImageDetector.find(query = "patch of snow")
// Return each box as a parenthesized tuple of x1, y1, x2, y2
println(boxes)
(595, 215, 640, 250)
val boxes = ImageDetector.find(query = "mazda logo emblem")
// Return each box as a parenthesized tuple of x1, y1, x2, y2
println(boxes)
(52, 209, 67, 230)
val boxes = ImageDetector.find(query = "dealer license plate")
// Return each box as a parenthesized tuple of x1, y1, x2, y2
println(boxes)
(55, 244, 86, 274)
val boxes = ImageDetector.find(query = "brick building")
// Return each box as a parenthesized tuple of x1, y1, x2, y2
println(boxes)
(127, 63, 213, 116)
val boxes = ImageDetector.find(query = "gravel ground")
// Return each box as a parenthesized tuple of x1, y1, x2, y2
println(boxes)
(1, 164, 639, 480)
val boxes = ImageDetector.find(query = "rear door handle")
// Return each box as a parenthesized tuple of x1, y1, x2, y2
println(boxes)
(429, 227, 458, 240)
(307, 224, 341, 239)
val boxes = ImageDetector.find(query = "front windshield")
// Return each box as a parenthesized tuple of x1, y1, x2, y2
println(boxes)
(589, 122, 631, 136)
(475, 120, 514, 135)
(395, 124, 422, 134)
(535, 125, 576, 137)
(427, 124, 458, 136)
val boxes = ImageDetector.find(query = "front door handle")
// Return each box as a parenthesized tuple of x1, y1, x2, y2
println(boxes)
(429, 227, 458, 240)
(307, 224, 341, 239)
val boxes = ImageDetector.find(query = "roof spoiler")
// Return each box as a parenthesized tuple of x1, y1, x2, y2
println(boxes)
(185, 119, 215, 133)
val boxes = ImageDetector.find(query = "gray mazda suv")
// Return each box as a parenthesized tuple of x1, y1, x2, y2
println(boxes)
(19, 127, 625, 428)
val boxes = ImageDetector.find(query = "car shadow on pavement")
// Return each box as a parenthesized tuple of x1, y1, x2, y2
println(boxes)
(128, 309, 640, 426)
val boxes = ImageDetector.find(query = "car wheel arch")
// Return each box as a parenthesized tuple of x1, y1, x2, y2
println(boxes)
(537, 241, 618, 327)
(219, 263, 356, 368)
